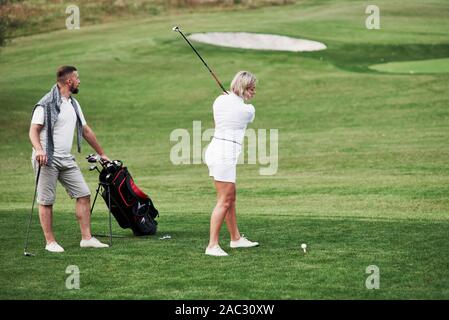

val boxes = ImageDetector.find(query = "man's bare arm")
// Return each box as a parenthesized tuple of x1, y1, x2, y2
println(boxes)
(29, 124, 47, 166)
(82, 125, 110, 161)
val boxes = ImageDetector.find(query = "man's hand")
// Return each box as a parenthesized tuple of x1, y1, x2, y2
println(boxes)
(99, 154, 110, 162)
(35, 149, 48, 166)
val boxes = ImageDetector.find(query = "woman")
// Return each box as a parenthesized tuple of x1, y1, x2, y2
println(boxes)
(204, 71, 259, 256)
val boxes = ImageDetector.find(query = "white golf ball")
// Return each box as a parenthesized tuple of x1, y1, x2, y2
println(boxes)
(301, 243, 307, 249)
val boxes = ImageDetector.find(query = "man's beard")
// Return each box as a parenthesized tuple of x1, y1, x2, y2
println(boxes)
(70, 84, 79, 94)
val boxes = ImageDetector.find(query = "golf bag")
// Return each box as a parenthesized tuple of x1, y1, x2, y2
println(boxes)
(90, 157, 159, 237)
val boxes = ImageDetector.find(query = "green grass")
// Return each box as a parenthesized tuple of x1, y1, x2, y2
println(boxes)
(370, 57, 449, 74)
(1, 0, 449, 299)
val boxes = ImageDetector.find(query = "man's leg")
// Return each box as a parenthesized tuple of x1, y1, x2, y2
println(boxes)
(39, 202, 64, 252)
(76, 196, 92, 241)
(32, 158, 59, 245)
(76, 195, 108, 248)
(39, 204, 56, 244)
(58, 157, 108, 248)
(57, 157, 92, 239)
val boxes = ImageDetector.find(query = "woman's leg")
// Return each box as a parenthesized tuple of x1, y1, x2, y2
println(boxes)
(207, 180, 235, 248)
(225, 187, 241, 242)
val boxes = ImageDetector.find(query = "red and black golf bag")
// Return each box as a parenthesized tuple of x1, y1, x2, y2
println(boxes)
(88, 156, 159, 241)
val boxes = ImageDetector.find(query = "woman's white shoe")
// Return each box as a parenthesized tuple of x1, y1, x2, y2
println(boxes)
(205, 245, 229, 256)
(230, 235, 259, 248)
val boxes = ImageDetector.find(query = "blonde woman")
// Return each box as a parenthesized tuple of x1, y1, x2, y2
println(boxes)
(204, 71, 259, 256)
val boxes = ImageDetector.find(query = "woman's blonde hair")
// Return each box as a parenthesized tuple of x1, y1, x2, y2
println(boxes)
(230, 71, 257, 98)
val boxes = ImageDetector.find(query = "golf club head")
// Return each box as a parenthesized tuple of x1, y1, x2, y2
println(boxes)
(86, 154, 100, 163)
(89, 165, 98, 171)
(172, 26, 180, 32)
(24, 251, 34, 257)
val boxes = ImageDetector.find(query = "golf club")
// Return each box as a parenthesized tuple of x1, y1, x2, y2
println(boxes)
(89, 165, 100, 173)
(172, 26, 228, 94)
(24, 164, 41, 257)
(86, 153, 100, 163)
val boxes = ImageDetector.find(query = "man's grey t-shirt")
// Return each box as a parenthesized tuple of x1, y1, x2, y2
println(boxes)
(31, 96, 87, 157)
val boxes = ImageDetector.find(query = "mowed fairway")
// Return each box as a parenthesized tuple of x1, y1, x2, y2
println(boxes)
(0, 0, 449, 299)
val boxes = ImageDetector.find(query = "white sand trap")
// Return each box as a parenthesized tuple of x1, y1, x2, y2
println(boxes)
(187, 32, 327, 52)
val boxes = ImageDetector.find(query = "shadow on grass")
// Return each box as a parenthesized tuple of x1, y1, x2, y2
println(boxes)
(303, 43, 449, 73)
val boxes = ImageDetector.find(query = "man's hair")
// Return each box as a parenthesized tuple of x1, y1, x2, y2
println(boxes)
(56, 66, 77, 83)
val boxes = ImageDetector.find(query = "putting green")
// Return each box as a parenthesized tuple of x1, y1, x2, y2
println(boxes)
(369, 57, 449, 74)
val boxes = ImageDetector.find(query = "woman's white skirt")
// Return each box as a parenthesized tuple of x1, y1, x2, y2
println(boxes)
(204, 139, 241, 183)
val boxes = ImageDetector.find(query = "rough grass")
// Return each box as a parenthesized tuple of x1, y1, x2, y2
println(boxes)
(0, 0, 296, 38)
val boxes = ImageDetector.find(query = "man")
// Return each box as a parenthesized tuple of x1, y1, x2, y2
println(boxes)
(29, 66, 109, 253)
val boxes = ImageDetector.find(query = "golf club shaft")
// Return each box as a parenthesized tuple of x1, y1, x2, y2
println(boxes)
(24, 164, 41, 255)
(177, 29, 228, 94)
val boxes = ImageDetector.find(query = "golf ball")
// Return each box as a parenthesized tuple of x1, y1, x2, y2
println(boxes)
(301, 243, 307, 249)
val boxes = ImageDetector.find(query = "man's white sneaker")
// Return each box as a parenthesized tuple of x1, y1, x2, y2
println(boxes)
(230, 235, 259, 248)
(205, 245, 229, 256)
(45, 241, 65, 253)
(80, 237, 109, 248)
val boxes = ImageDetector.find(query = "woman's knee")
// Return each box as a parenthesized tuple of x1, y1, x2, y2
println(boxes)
(218, 200, 231, 211)
(215, 182, 236, 209)
(218, 195, 235, 210)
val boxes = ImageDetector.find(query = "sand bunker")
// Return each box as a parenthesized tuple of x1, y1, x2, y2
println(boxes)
(187, 32, 327, 52)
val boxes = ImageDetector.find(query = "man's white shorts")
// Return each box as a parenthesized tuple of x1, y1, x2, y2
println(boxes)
(31, 156, 91, 205)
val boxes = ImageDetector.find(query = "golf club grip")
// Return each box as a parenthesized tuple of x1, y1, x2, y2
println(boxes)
(178, 30, 228, 94)
(210, 70, 228, 94)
